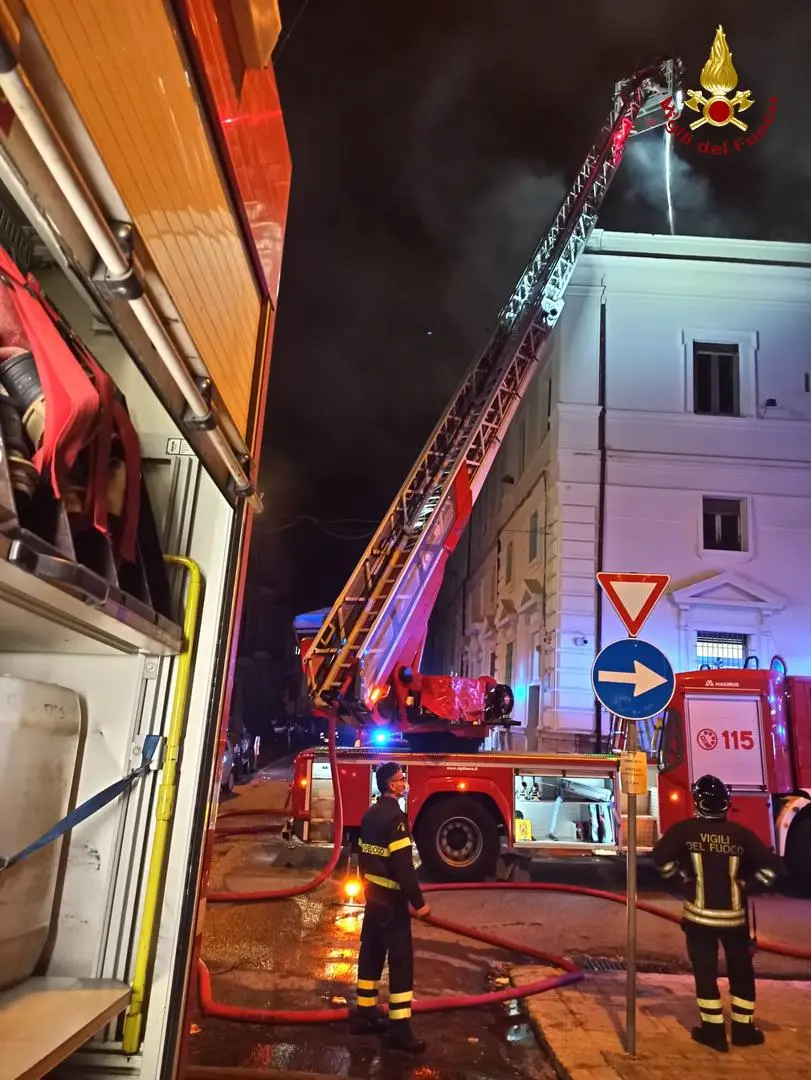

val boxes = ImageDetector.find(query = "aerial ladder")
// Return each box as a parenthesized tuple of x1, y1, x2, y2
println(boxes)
(302, 58, 683, 749)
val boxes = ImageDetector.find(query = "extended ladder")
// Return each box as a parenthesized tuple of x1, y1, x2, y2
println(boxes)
(305, 59, 682, 716)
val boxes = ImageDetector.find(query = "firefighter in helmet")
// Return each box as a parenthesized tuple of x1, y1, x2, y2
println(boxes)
(652, 774, 781, 1052)
(350, 762, 431, 1053)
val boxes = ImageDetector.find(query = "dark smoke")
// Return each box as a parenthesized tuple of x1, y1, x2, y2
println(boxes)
(267, 0, 810, 609)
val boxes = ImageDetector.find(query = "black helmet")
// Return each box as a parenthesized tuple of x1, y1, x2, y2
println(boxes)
(692, 774, 731, 818)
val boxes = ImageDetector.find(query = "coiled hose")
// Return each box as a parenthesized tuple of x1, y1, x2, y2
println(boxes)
(200, 721, 811, 1025)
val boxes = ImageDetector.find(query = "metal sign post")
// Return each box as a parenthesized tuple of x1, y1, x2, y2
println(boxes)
(593, 571, 675, 1059)
(622, 721, 640, 1055)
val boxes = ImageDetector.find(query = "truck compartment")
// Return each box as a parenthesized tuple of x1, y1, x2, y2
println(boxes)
(0, 171, 238, 1075)
(513, 770, 618, 848)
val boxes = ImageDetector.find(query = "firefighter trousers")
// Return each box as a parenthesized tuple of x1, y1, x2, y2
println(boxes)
(684, 921, 756, 1027)
(356, 899, 414, 1022)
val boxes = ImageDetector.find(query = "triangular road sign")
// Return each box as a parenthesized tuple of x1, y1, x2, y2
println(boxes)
(597, 572, 670, 637)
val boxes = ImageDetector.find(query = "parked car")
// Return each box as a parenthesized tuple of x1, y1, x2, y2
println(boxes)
(220, 739, 237, 794)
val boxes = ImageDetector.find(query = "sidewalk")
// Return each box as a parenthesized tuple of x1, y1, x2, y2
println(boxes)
(512, 966, 811, 1080)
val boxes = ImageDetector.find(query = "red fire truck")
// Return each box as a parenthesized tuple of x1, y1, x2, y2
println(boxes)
(290, 659, 811, 887)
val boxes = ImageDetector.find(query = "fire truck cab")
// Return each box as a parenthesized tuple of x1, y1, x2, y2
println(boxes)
(659, 661, 811, 888)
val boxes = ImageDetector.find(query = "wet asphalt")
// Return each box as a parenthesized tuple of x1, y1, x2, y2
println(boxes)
(189, 760, 811, 1079)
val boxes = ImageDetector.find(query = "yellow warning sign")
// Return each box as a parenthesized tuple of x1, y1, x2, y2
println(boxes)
(620, 750, 649, 796)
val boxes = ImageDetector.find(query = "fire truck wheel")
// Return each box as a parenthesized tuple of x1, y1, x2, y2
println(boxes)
(786, 814, 811, 892)
(416, 796, 500, 882)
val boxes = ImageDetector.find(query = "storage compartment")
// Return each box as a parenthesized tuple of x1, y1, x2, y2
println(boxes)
(0, 199, 181, 650)
(0, 173, 240, 1077)
(513, 771, 617, 847)
(0, 676, 83, 990)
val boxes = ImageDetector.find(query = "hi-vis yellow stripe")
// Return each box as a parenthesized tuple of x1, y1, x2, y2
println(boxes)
(364, 874, 400, 890)
(389, 837, 412, 853)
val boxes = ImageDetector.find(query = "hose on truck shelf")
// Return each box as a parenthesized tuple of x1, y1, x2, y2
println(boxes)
(199, 720, 811, 1026)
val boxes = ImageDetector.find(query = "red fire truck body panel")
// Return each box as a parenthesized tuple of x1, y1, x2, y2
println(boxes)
(658, 668, 809, 854)
(405, 762, 515, 839)
(787, 676, 811, 791)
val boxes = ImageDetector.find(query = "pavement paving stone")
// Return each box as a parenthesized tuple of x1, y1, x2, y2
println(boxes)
(512, 968, 811, 1080)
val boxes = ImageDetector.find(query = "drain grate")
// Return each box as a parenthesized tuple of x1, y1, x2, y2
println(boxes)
(566, 953, 810, 980)
(566, 953, 691, 975)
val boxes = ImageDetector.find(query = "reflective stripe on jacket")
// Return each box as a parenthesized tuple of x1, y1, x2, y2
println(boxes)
(359, 796, 424, 909)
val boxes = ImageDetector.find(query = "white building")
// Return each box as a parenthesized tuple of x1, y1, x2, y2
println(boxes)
(428, 230, 811, 754)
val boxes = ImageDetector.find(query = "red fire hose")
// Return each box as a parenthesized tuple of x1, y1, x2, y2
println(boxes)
(199, 722, 811, 1026)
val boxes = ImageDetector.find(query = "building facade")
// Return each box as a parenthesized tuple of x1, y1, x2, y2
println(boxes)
(427, 230, 811, 753)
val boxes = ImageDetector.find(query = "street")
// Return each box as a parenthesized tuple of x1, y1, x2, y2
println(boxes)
(189, 762, 811, 1079)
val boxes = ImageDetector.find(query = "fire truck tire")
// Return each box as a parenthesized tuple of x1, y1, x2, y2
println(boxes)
(416, 796, 500, 881)
(786, 814, 811, 892)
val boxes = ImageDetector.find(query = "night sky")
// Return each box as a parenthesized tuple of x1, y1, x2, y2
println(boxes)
(255, 0, 811, 614)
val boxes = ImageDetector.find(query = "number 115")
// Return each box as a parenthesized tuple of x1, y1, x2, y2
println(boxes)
(722, 729, 754, 751)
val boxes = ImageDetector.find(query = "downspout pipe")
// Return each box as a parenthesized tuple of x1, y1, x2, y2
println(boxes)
(121, 556, 203, 1054)
(594, 284, 608, 753)
(0, 38, 261, 511)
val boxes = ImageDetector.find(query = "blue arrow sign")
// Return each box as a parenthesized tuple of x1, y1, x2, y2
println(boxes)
(591, 638, 675, 721)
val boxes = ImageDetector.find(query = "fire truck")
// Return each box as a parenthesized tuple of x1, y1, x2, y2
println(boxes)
(290, 660, 811, 887)
(300, 57, 683, 752)
(0, 3, 288, 1079)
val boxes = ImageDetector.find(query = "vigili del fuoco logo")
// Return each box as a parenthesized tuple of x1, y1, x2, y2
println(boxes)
(661, 25, 778, 154)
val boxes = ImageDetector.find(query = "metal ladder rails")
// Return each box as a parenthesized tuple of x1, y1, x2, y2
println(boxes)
(305, 60, 682, 717)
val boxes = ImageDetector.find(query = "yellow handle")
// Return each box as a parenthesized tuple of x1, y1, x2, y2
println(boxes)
(121, 556, 203, 1054)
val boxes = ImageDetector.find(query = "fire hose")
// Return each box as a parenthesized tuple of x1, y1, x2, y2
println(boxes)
(200, 721, 811, 1026)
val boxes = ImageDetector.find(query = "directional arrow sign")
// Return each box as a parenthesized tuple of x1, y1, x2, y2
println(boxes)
(592, 638, 675, 721)
(597, 660, 667, 698)
(597, 572, 670, 638)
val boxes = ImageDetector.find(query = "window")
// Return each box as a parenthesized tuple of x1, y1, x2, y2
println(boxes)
(696, 631, 748, 670)
(702, 497, 744, 551)
(505, 541, 513, 584)
(505, 642, 514, 686)
(693, 343, 740, 416)
(489, 651, 497, 678)
(545, 375, 553, 432)
(528, 511, 539, 563)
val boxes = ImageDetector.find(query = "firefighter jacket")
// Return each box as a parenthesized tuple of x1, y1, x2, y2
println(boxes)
(359, 795, 424, 910)
(652, 816, 780, 929)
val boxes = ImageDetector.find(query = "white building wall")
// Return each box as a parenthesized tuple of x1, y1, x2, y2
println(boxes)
(429, 230, 811, 753)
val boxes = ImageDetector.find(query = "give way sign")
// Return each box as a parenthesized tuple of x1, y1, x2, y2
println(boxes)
(596, 572, 670, 638)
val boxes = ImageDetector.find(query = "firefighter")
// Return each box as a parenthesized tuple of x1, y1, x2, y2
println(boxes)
(350, 761, 431, 1053)
(652, 773, 781, 1053)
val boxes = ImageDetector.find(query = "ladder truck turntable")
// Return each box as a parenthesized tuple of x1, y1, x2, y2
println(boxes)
(294, 60, 811, 888)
